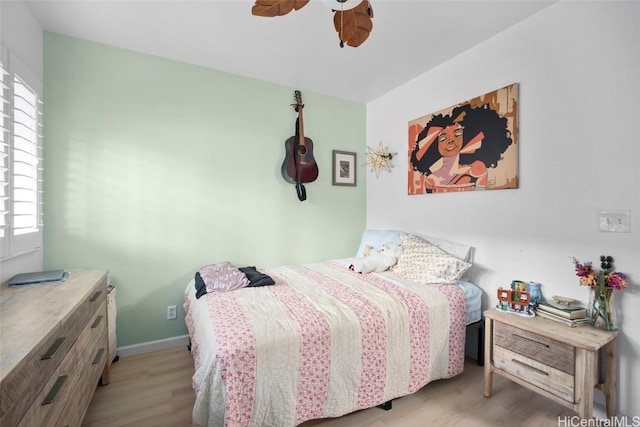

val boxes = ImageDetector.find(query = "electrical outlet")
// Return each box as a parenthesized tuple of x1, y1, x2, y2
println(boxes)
(167, 305, 177, 320)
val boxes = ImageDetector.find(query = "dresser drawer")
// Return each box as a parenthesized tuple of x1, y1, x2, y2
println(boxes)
(76, 302, 107, 363)
(56, 329, 108, 427)
(0, 311, 79, 426)
(76, 277, 107, 333)
(494, 322, 574, 374)
(53, 301, 108, 427)
(493, 345, 574, 402)
(16, 331, 84, 427)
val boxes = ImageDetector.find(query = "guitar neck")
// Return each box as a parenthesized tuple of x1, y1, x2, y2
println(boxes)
(297, 108, 305, 146)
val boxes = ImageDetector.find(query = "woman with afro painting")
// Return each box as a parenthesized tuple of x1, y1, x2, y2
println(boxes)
(410, 103, 513, 193)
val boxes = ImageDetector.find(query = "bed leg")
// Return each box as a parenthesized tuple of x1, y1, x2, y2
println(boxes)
(377, 400, 392, 411)
(187, 339, 192, 352)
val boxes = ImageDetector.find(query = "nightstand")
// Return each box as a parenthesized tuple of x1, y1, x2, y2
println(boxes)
(484, 308, 618, 418)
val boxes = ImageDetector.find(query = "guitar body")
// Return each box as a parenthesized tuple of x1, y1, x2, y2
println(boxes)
(281, 90, 319, 189)
(282, 135, 318, 184)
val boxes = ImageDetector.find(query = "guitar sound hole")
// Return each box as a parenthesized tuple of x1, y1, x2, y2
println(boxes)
(298, 146, 307, 155)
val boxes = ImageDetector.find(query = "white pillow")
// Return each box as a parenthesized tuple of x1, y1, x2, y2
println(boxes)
(355, 229, 405, 258)
(356, 229, 472, 262)
(392, 233, 471, 284)
(414, 233, 472, 262)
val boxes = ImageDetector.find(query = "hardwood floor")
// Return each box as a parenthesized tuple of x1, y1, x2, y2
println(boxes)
(83, 346, 575, 427)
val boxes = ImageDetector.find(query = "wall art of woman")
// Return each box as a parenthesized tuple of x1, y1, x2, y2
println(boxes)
(409, 103, 514, 193)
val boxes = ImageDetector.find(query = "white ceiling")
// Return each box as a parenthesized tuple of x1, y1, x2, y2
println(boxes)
(24, 0, 555, 103)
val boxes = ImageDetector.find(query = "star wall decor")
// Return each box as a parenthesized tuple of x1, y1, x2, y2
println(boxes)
(365, 141, 397, 178)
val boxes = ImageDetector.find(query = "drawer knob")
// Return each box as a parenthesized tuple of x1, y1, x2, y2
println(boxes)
(42, 375, 68, 405)
(41, 336, 67, 360)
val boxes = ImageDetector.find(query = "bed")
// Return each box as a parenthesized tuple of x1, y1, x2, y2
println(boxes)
(184, 231, 482, 427)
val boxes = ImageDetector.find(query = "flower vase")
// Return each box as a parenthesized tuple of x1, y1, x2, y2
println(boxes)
(589, 287, 616, 331)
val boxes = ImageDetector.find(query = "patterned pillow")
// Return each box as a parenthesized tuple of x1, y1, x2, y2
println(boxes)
(392, 234, 471, 284)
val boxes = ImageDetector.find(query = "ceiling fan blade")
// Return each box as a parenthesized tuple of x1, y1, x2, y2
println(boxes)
(251, 0, 310, 17)
(333, 0, 373, 47)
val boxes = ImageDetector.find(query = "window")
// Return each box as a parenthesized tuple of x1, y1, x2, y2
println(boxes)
(0, 48, 9, 257)
(0, 44, 43, 260)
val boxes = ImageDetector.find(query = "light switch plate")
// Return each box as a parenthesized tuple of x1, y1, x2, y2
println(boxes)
(599, 210, 630, 233)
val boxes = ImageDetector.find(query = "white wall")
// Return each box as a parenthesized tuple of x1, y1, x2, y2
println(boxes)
(0, 0, 43, 77)
(0, 0, 44, 283)
(366, 1, 639, 417)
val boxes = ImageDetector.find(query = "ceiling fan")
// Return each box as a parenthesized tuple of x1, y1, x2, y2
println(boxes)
(251, 0, 374, 48)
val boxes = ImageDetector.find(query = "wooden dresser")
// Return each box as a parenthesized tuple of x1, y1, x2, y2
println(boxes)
(0, 270, 110, 427)
(484, 308, 618, 419)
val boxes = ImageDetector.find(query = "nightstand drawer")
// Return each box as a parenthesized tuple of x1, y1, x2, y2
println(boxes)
(493, 346, 574, 402)
(494, 322, 574, 374)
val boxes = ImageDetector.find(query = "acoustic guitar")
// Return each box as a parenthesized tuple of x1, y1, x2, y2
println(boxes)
(282, 90, 318, 200)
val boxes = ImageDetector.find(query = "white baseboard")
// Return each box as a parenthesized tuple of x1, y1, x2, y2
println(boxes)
(116, 334, 190, 358)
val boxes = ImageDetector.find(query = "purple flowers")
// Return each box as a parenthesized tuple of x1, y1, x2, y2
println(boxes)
(572, 256, 628, 291)
(607, 272, 628, 290)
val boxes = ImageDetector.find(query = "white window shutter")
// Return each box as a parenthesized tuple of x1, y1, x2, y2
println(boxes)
(0, 46, 43, 259)
(0, 46, 9, 258)
(12, 73, 39, 236)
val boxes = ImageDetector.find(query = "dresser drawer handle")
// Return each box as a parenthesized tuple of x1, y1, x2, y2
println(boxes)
(91, 315, 104, 329)
(42, 375, 68, 405)
(93, 348, 106, 365)
(511, 358, 549, 376)
(41, 336, 67, 360)
(89, 291, 103, 302)
(513, 333, 549, 348)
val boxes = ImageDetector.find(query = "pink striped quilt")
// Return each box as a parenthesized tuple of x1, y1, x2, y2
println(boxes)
(184, 259, 466, 427)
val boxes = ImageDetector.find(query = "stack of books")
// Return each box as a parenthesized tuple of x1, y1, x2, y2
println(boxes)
(535, 300, 590, 327)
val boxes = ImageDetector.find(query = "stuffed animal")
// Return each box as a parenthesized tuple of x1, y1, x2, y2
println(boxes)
(349, 243, 403, 274)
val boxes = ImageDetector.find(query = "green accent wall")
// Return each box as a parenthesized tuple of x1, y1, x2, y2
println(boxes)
(43, 33, 366, 347)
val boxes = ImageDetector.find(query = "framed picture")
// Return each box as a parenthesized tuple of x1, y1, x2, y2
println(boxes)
(408, 83, 519, 194)
(332, 150, 357, 186)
